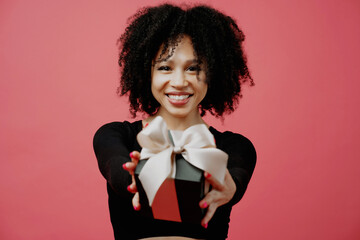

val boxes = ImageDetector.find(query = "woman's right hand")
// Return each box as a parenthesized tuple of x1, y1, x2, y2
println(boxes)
(122, 151, 141, 210)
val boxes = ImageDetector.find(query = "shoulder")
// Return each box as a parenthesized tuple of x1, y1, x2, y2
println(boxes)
(95, 120, 141, 135)
(93, 120, 142, 145)
(210, 127, 255, 149)
(210, 127, 256, 160)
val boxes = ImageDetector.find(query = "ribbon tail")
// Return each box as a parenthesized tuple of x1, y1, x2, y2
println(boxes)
(139, 148, 173, 206)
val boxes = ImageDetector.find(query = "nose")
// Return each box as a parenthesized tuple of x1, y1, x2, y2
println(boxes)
(170, 70, 188, 88)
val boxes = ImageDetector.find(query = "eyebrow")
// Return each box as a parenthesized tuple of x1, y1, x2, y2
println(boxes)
(154, 59, 199, 65)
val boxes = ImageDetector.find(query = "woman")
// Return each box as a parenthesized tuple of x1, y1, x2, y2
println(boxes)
(93, 4, 256, 240)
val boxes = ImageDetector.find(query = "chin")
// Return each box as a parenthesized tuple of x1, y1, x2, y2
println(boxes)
(168, 111, 189, 118)
(164, 108, 194, 118)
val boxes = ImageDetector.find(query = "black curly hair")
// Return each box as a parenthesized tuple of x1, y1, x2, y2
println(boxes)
(117, 3, 253, 117)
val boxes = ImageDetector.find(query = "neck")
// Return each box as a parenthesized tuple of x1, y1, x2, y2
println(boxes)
(145, 109, 207, 131)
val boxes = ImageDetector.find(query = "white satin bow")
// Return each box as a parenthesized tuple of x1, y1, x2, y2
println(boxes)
(136, 116, 228, 206)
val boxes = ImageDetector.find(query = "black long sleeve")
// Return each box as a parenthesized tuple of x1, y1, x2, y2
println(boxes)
(93, 121, 256, 240)
(209, 128, 256, 206)
(93, 121, 142, 195)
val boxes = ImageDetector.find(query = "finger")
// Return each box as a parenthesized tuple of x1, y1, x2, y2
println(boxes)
(201, 202, 217, 228)
(131, 173, 138, 191)
(130, 151, 140, 163)
(123, 151, 141, 174)
(132, 192, 141, 211)
(122, 162, 137, 173)
(127, 181, 138, 193)
(199, 187, 222, 210)
(204, 171, 224, 191)
(199, 190, 212, 209)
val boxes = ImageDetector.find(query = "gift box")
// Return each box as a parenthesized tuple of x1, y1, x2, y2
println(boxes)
(135, 153, 207, 223)
(134, 116, 228, 224)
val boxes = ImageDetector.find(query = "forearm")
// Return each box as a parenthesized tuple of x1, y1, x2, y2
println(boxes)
(93, 122, 138, 195)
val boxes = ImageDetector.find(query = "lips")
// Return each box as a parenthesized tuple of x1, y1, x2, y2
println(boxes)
(166, 92, 193, 105)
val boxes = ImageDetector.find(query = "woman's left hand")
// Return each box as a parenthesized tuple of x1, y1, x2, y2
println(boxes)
(199, 169, 236, 228)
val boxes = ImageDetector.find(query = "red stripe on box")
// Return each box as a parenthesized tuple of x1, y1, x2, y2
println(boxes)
(151, 178, 181, 222)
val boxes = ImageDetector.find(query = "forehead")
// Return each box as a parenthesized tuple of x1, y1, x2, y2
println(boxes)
(154, 35, 197, 62)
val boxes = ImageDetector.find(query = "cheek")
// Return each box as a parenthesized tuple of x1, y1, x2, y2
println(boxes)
(201, 85, 208, 99)
(150, 75, 164, 101)
(150, 82, 158, 100)
(195, 81, 208, 101)
(199, 75, 208, 98)
(151, 73, 168, 91)
(150, 80, 158, 94)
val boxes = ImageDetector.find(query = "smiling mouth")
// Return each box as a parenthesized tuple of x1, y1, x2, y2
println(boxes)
(166, 94, 192, 100)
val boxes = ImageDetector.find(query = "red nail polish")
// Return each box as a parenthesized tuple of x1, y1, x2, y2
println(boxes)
(203, 223, 208, 229)
(129, 152, 133, 158)
(122, 163, 128, 170)
(134, 205, 141, 211)
(205, 172, 212, 178)
(127, 185, 132, 192)
(202, 202, 208, 208)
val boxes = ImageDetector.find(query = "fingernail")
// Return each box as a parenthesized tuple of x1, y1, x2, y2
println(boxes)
(201, 201, 208, 208)
(205, 172, 212, 178)
(127, 185, 132, 192)
(129, 152, 133, 158)
(202, 222, 208, 229)
(122, 163, 128, 170)
(134, 205, 141, 211)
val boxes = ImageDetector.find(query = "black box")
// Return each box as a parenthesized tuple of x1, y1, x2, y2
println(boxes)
(134, 154, 206, 224)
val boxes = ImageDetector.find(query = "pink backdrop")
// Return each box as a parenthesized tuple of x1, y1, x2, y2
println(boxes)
(1, 0, 359, 239)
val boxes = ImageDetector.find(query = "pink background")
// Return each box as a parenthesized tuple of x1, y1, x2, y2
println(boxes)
(1, 0, 359, 239)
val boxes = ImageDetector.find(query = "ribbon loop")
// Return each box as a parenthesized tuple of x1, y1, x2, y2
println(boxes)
(136, 116, 228, 206)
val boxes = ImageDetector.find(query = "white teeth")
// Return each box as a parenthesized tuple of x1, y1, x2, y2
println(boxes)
(167, 95, 190, 100)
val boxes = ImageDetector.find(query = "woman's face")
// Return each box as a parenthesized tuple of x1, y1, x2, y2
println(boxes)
(151, 35, 207, 120)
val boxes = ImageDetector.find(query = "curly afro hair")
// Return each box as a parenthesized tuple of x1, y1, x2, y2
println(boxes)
(117, 3, 253, 117)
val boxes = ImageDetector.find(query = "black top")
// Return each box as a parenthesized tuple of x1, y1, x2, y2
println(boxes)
(93, 120, 256, 240)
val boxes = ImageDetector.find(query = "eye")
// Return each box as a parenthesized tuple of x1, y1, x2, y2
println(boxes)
(187, 65, 201, 72)
(157, 66, 171, 71)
